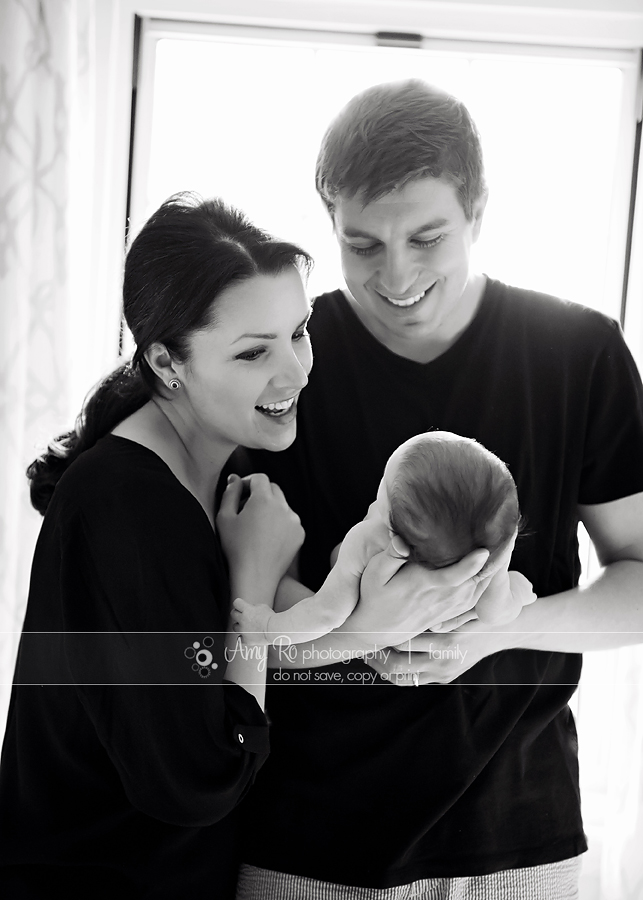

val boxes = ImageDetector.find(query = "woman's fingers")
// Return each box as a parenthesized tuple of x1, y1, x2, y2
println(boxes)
(269, 481, 287, 503)
(222, 473, 290, 514)
(243, 472, 271, 497)
(218, 474, 244, 515)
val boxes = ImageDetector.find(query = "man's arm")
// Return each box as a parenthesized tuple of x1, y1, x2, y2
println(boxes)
(369, 492, 643, 684)
(511, 491, 643, 651)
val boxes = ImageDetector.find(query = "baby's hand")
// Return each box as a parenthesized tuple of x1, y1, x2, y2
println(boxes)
(230, 598, 275, 646)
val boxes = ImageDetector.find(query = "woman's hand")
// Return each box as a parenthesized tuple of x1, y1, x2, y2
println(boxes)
(341, 542, 491, 650)
(216, 473, 304, 595)
(366, 616, 520, 685)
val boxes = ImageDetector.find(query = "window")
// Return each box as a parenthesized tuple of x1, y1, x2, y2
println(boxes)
(129, 23, 642, 896)
(130, 19, 639, 320)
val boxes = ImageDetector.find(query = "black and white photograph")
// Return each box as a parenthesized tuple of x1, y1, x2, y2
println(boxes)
(1, 1, 643, 898)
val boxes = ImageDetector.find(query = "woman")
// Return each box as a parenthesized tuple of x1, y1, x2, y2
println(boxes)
(0, 194, 313, 898)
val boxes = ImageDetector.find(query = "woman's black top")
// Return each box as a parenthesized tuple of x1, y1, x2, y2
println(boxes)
(0, 435, 269, 899)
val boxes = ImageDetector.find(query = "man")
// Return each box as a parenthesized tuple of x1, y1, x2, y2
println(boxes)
(233, 80, 643, 899)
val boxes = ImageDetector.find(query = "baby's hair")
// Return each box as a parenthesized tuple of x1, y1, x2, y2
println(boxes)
(388, 434, 520, 571)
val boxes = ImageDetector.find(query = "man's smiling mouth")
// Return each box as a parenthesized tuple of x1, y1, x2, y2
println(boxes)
(377, 286, 433, 307)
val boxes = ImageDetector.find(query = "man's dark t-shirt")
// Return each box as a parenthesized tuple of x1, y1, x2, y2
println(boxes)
(233, 278, 643, 887)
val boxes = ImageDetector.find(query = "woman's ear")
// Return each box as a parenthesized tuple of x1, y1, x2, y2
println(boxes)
(144, 342, 180, 388)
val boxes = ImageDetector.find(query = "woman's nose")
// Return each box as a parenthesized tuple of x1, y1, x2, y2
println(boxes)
(274, 350, 309, 393)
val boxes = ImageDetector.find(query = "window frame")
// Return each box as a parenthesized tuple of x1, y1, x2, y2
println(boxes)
(129, 17, 641, 327)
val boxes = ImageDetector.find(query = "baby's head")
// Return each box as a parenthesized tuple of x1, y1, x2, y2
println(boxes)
(375, 432, 521, 571)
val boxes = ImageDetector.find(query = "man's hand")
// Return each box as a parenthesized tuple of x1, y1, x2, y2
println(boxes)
(431, 569, 537, 632)
(366, 617, 517, 685)
(343, 542, 490, 649)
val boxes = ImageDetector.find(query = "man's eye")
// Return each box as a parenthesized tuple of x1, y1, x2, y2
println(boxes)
(348, 244, 380, 257)
(236, 348, 265, 362)
(412, 235, 444, 249)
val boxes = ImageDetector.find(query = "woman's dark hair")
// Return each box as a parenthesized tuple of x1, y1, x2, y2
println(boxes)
(27, 193, 312, 515)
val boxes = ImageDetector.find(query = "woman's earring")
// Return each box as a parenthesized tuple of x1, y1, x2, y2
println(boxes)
(168, 378, 181, 391)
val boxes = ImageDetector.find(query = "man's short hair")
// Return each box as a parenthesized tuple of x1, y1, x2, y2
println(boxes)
(315, 79, 486, 220)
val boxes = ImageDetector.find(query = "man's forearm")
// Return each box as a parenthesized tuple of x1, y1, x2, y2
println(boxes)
(500, 560, 643, 652)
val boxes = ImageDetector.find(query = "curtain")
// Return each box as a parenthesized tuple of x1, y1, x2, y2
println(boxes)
(598, 648, 643, 899)
(0, 0, 97, 727)
(575, 646, 643, 899)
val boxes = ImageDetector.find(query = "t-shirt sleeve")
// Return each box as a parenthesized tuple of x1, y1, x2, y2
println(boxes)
(56, 469, 269, 828)
(580, 321, 643, 505)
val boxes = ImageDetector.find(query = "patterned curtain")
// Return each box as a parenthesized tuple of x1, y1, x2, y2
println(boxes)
(0, 0, 96, 726)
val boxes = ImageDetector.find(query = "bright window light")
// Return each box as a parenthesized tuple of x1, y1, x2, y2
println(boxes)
(132, 29, 636, 320)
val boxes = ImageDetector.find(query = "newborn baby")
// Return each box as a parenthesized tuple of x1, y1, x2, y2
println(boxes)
(232, 431, 526, 646)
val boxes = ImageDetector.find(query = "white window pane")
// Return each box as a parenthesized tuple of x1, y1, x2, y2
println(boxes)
(140, 35, 631, 314)
(468, 59, 623, 310)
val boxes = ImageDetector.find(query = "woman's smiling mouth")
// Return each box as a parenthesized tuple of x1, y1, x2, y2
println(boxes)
(255, 397, 297, 418)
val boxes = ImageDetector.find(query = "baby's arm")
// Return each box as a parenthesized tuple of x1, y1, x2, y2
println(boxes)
(230, 516, 390, 646)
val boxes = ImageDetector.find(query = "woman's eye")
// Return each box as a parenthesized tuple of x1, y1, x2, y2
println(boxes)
(293, 329, 309, 342)
(236, 348, 265, 362)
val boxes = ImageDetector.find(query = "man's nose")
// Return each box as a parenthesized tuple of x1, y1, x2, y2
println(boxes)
(378, 250, 416, 297)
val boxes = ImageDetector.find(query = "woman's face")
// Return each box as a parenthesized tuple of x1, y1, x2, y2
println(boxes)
(175, 267, 312, 453)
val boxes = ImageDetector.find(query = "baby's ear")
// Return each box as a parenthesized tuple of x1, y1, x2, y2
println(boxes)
(389, 534, 410, 558)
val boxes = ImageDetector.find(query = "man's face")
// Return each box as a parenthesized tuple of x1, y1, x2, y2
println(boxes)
(333, 176, 485, 354)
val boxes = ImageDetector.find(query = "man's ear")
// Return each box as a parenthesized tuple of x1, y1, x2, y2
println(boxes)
(471, 191, 488, 242)
(144, 342, 180, 388)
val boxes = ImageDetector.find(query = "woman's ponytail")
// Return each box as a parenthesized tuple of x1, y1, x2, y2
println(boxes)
(26, 363, 150, 515)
